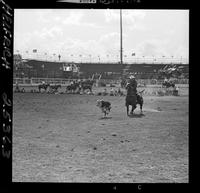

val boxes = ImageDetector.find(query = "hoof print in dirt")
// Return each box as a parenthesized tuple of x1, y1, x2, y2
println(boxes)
(112, 134, 117, 137)
(93, 147, 97, 150)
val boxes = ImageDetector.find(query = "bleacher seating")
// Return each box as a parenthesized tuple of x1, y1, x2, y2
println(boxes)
(14, 58, 189, 80)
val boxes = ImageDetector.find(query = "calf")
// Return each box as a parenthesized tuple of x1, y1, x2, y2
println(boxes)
(96, 100, 111, 117)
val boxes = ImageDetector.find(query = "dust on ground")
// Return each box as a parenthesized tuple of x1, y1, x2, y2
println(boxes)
(13, 93, 188, 183)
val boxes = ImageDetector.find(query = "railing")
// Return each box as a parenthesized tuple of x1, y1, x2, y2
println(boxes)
(13, 78, 75, 85)
(137, 79, 189, 85)
(13, 77, 189, 86)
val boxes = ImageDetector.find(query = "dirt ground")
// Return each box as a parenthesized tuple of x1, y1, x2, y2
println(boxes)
(13, 90, 188, 183)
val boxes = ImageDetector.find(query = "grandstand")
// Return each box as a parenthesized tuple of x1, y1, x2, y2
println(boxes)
(13, 54, 189, 81)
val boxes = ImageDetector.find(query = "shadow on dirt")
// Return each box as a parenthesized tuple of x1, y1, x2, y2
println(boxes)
(128, 113, 145, 118)
(99, 117, 112, 120)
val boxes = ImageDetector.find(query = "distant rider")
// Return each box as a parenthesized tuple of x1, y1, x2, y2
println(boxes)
(15, 82, 20, 92)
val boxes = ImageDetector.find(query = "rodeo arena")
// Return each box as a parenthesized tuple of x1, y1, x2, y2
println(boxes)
(13, 11, 189, 184)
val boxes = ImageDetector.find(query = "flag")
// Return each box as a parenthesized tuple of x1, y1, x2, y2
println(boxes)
(33, 49, 37, 53)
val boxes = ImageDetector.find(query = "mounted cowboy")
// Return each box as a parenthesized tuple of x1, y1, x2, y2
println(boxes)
(126, 75, 137, 93)
(125, 75, 138, 116)
(15, 81, 20, 92)
(38, 81, 50, 92)
(125, 75, 144, 115)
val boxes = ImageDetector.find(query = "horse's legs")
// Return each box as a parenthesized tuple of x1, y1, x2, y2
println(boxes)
(131, 105, 136, 115)
(140, 104, 143, 114)
(126, 105, 129, 116)
(130, 105, 134, 115)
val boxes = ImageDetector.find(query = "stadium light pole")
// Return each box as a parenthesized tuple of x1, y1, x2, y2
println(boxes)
(120, 9, 123, 65)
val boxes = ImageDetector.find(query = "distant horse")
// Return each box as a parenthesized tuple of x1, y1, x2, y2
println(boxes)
(162, 81, 175, 88)
(49, 84, 61, 93)
(38, 83, 50, 92)
(125, 83, 137, 116)
(66, 82, 80, 93)
(14, 84, 20, 92)
(80, 80, 95, 93)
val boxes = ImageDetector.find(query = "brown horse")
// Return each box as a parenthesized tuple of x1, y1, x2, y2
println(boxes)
(49, 84, 61, 93)
(80, 79, 95, 93)
(38, 83, 50, 92)
(125, 83, 137, 116)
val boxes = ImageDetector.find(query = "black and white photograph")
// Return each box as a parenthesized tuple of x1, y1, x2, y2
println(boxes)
(12, 7, 189, 183)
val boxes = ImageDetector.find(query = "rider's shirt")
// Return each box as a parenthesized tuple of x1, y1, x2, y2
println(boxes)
(127, 79, 137, 93)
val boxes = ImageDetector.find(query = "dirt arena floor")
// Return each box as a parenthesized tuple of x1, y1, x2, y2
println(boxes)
(13, 88, 189, 183)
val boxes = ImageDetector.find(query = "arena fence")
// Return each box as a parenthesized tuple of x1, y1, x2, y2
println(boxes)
(13, 77, 189, 86)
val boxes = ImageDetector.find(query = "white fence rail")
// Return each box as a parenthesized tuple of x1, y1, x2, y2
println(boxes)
(13, 77, 189, 86)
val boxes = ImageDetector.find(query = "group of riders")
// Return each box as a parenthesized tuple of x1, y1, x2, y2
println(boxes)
(37, 79, 95, 93)
(15, 75, 178, 96)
